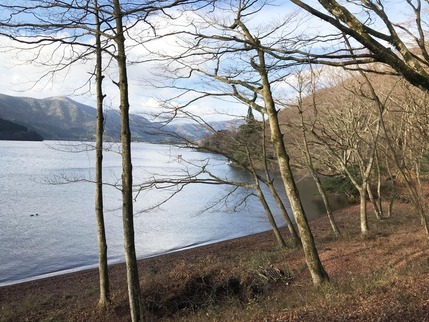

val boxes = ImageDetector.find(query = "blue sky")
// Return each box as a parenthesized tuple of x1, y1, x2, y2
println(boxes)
(0, 1, 298, 122)
(0, 1, 417, 121)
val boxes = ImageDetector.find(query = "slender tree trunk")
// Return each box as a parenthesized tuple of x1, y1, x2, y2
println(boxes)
(384, 156, 395, 218)
(375, 153, 383, 217)
(257, 50, 329, 285)
(296, 72, 341, 237)
(314, 175, 341, 237)
(266, 180, 301, 246)
(367, 184, 382, 220)
(246, 144, 287, 247)
(415, 163, 429, 239)
(375, 88, 429, 241)
(261, 116, 301, 246)
(359, 184, 369, 237)
(301, 121, 341, 236)
(255, 184, 287, 248)
(94, 0, 109, 308)
(387, 176, 396, 218)
(419, 208, 429, 238)
(113, 1, 144, 320)
(269, 124, 329, 284)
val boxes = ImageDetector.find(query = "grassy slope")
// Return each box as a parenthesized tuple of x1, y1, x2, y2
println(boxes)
(1, 201, 428, 321)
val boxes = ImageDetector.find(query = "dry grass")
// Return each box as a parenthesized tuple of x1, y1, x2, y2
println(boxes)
(1, 201, 429, 321)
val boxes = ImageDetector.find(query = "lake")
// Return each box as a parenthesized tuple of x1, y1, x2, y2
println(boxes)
(0, 140, 330, 287)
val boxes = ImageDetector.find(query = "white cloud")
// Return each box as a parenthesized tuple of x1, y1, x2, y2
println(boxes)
(6, 0, 403, 121)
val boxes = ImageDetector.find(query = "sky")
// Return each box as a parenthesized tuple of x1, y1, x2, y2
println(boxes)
(0, 1, 301, 122)
(0, 0, 415, 122)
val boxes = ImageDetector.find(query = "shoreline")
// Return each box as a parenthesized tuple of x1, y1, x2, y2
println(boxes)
(0, 227, 279, 294)
(3, 202, 427, 321)
(0, 228, 279, 289)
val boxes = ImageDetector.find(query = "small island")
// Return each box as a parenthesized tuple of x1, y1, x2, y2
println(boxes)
(0, 118, 43, 141)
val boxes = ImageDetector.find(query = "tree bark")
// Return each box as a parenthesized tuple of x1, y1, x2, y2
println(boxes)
(94, 0, 110, 309)
(367, 184, 382, 220)
(260, 116, 301, 246)
(255, 184, 287, 248)
(257, 48, 329, 285)
(113, 1, 144, 320)
(359, 185, 369, 237)
(314, 174, 341, 237)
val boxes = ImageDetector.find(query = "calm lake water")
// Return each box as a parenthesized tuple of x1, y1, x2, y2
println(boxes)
(0, 140, 331, 287)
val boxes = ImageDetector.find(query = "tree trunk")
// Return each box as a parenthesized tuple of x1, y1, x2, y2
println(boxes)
(266, 180, 301, 246)
(367, 184, 382, 220)
(415, 163, 429, 242)
(314, 175, 341, 237)
(419, 208, 429, 239)
(94, 0, 109, 309)
(375, 154, 383, 217)
(296, 76, 341, 237)
(260, 116, 301, 246)
(387, 176, 396, 218)
(255, 184, 287, 248)
(113, 1, 144, 320)
(257, 49, 329, 285)
(359, 185, 369, 237)
(385, 159, 396, 218)
(246, 144, 287, 248)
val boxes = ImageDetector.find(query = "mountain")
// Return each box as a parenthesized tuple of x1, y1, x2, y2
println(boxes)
(0, 117, 43, 141)
(0, 94, 163, 141)
(165, 118, 244, 141)
(0, 94, 241, 142)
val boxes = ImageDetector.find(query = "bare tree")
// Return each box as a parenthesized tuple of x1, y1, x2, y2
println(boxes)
(283, 1, 429, 240)
(380, 78, 429, 236)
(94, 0, 110, 308)
(0, 1, 209, 320)
(111, 1, 144, 319)
(200, 111, 301, 247)
(0, 0, 113, 309)
(284, 67, 341, 237)
(288, 0, 429, 91)
(146, 1, 329, 285)
(296, 68, 382, 237)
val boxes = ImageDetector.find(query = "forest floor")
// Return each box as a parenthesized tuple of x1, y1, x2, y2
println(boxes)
(1, 200, 429, 321)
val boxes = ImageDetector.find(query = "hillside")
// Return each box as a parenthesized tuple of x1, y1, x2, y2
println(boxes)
(0, 94, 238, 142)
(0, 94, 166, 141)
(0, 117, 43, 141)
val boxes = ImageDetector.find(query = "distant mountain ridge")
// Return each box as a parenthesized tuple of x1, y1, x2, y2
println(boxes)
(0, 94, 241, 142)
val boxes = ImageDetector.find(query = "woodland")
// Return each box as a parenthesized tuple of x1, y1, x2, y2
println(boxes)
(1, 1, 429, 321)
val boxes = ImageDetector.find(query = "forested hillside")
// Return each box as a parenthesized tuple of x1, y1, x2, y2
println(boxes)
(0, 117, 43, 141)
